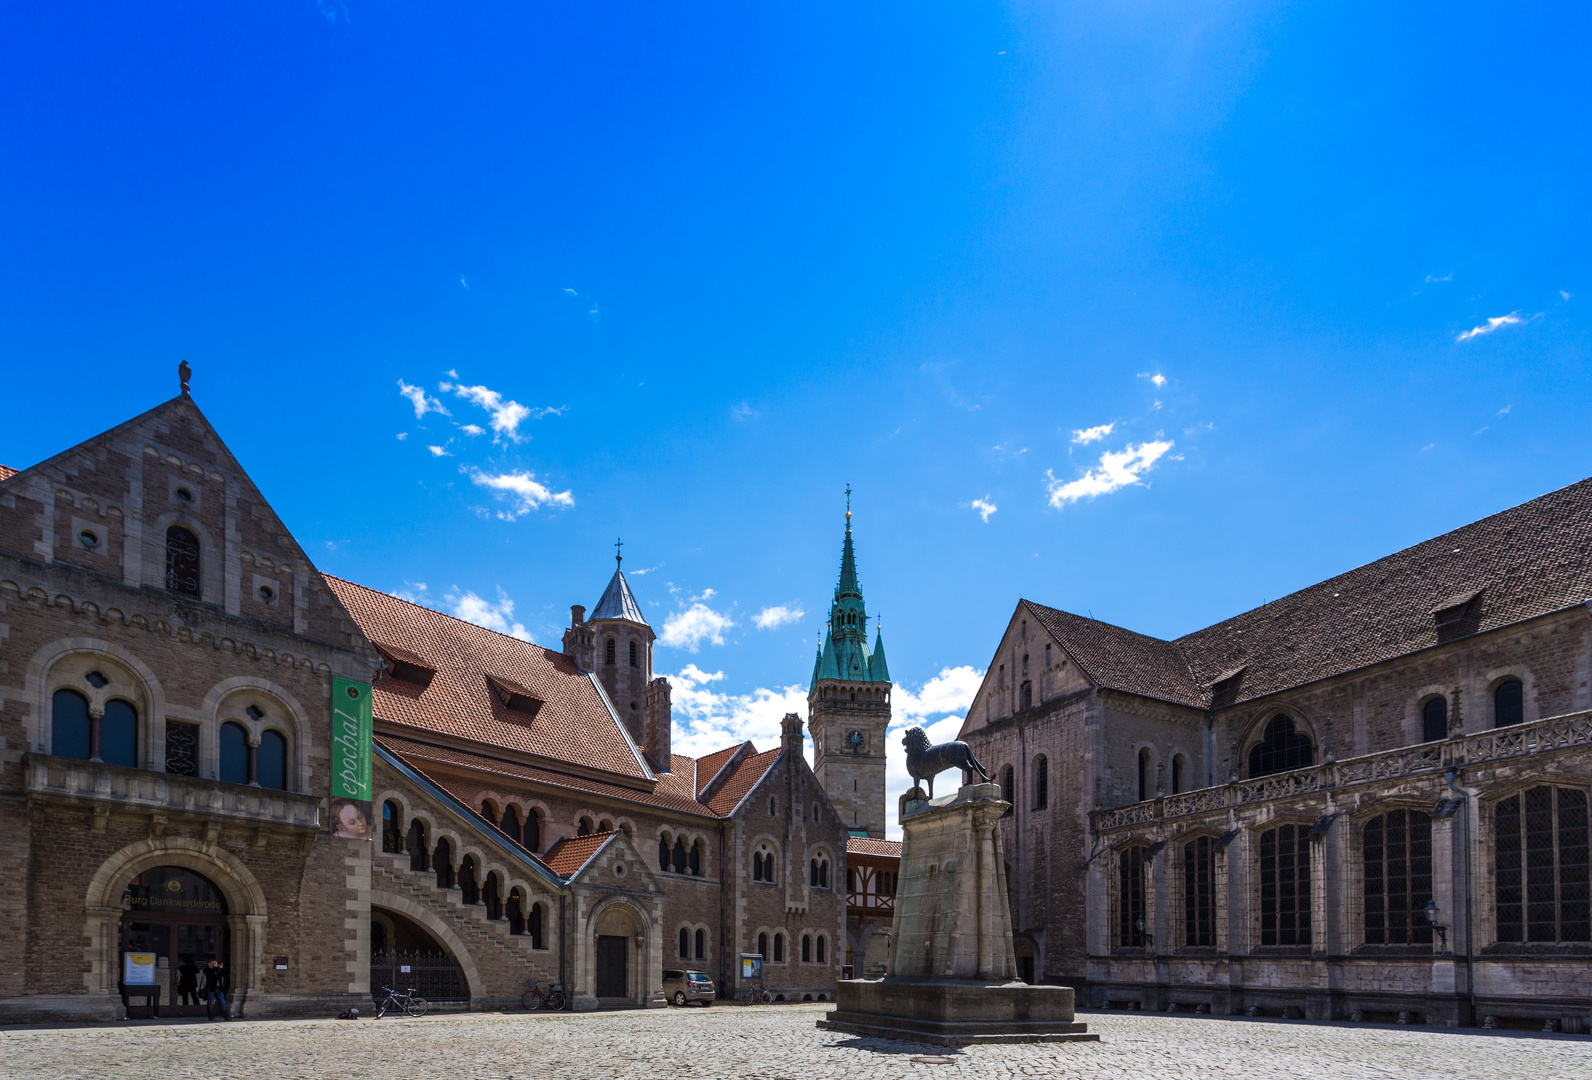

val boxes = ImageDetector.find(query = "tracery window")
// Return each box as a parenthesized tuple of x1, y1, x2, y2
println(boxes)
(1248, 715, 1313, 778)
(1495, 786, 1590, 943)
(1422, 697, 1449, 743)
(1117, 845, 1148, 948)
(1259, 824, 1311, 946)
(1183, 836, 1216, 947)
(165, 525, 201, 596)
(1364, 809, 1432, 945)
(1494, 678, 1525, 728)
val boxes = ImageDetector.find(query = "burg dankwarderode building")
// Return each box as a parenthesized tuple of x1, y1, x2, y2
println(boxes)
(2, 374, 1588, 1031)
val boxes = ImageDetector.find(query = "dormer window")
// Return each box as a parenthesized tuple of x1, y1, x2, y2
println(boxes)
(373, 643, 435, 690)
(488, 675, 542, 720)
(1432, 589, 1482, 635)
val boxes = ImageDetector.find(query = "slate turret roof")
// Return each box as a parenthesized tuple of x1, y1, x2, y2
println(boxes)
(590, 559, 647, 624)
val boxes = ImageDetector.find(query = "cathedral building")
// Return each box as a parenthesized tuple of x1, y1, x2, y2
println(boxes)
(0, 375, 849, 1020)
(959, 482, 1592, 1029)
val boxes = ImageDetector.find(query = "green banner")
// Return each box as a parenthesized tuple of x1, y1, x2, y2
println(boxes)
(331, 678, 373, 801)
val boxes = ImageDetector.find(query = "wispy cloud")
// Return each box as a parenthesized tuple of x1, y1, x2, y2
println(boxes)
(445, 586, 532, 642)
(1138, 372, 1167, 387)
(1425, 273, 1453, 283)
(459, 424, 486, 437)
(1498, 404, 1512, 416)
(731, 402, 756, 421)
(392, 581, 429, 603)
(969, 497, 997, 522)
(428, 445, 451, 457)
(463, 467, 574, 518)
(752, 605, 804, 630)
(396, 432, 408, 441)
(1456, 311, 1536, 343)
(1561, 290, 1573, 301)
(440, 380, 567, 443)
(1071, 422, 1115, 445)
(667, 665, 808, 759)
(659, 600, 736, 652)
(1045, 439, 1174, 507)
(398, 379, 450, 420)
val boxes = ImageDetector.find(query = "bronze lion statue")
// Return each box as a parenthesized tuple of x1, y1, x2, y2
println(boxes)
(902, 726, 993, 799)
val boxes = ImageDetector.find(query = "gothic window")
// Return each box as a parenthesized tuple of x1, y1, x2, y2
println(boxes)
(165, 525, 201, 596)
(1117, 846, 1148, 948)
(408, 820, 429, 871)
(52, 688, 91, 760)
(382, 801, 404, 853)
(773, 933, 785, 963)
(257, 730, 287, 790)
(1138, 748, 1154, 802)
(1248, 715, 1314, 779)
(1172, 754, 1187, 795)
(524, 808, 541, 853)
(1364, 809, 1433, 945)
(758, 932, 769, 958)
(1183, 836, 1216, 947)
(1259, 824, 1311, 946)
(1000, 766, 1015, 817)
(673, 838, 688, 874)
(530, 902, 545, 949)
(100, 700, 138, 768)
(165, 721, 198, 776)
(689, 840, 702, 876)
(1495, 678, 1525, 728)
(630, 639, 639, 668)
(680, 928, 690, 959)
(659, 837, 671, 872)
(1019, 681, 1032, 710)
(1495, 786, 1590, 943)
(1032, 755, 1048, 810)
(802, 934, 812, 962)
(817, 934, 827, 963)
(605, 637, 616, 665)
(219, 722, 248, 785)
(500, 805, 521, 846)
(695, 928, 706, 959)
(1422, 697, 1449, 743)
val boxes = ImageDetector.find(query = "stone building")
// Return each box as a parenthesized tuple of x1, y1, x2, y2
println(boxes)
(958, 480, 1592, 1028)
(0, 377, 848, 1020)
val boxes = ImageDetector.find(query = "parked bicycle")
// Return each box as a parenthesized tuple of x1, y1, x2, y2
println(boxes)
(523, 979, 567, 1011)
(375, 985, 430, 1018)
(739, 979, 774, 1005)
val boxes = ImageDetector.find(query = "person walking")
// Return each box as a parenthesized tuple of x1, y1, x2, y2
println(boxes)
(176, 957, 200, 1007)
(202, 959, 229, 1021)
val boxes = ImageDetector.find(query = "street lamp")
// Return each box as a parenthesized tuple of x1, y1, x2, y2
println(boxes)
(1424, 900, 1448, 952)
(1136, 916, 1154, 948)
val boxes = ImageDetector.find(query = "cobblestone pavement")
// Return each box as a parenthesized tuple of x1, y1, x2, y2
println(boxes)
(3, 1005, 1590, 1080)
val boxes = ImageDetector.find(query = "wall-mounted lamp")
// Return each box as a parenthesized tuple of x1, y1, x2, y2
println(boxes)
(1424, 900, 1449, 952)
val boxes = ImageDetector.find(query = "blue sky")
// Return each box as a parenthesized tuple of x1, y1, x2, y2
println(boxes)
(3, 3, 1588, 829)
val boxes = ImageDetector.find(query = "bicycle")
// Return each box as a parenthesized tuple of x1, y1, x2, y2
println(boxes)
(522, 979, 567, 1011)
(374, 985, 429, 1018)
(738, 981, 773, 1005)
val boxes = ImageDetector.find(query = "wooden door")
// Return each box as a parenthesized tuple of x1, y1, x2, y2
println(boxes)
(594, 935, 628, 998)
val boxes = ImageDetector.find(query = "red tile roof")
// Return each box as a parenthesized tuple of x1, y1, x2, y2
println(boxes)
(0, 464, 17, 482)
(327, 576, 649, 779)
(1026, 474, 1592, 710)
(704, 747, 782, 816)
(543, 831, 616, 876)
(377, 734, 717, 817)
(694, 744, 743, 796)
(846, 837, 902, 858)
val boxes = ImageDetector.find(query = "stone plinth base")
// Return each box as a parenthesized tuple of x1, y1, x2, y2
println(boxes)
(818, 978, 1098, 1046)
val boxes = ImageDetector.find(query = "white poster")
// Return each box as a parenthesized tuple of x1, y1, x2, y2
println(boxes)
(123, 953, 156, 985)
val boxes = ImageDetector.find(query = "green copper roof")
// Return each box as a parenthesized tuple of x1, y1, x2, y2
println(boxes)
(809, 502, 890, 693)
(868, 629, 891, 683)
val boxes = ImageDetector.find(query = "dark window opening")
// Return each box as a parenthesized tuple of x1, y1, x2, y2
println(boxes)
(1172, 754, 1187, 795)
(816, 935, 826, 963)
(672, 838, 687, 874)
(530, 902, 544, 949)
(434, 838, 455, 889)
(689, 841, 702, 876)
(659, 837, 671, 872)
(219, 722, 248, 785)
(1422, 697, 1449, 743)
(524, 808, 540, 853)
(773, 933, 784, 962)
(1495, 786, 1590, 943)
(459, 856, 480, 906)
(257, 730, 287, 790)
(508, 891, 525, 935)
(680, 928, 690, 959)
(51, 688, 91, 761)
(500, 805, 521, 846)
(382, 801, 405, 853)
(630, 639, 639, 668)
(165, 525, 201, 597)
(605, 638, 616, 665)
(1495, 678, 1524, 728)
(1118, 846, 1148, 948)
(1001, 766, 1015, 816)
(1033, 755, 1048, 810)
(1138, 748, 1154, 802)
(1364, 809, 1433, 945)
(408, 820, 429, 871)
(802, 934, 812, 962)
(1259, 824, 1311, 946)
(1019, 680, 1032, 711)
(100, 699, 138, 768)
(758, 932, 768, 959)
(488, 676, 542, 719)
(483, 873, 501, 920)
(1184, 836, 1216, 947)
(1248, 715, 1314, 778)
(695, 928, 705, 959)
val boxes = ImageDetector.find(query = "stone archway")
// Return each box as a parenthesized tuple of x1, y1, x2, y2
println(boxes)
(83, 838, 270, 1014)
(580, 897, 653, 1008)
(368, 889, 484, 1006)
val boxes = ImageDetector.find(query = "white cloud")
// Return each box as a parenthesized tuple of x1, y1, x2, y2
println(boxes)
(442, 382, 532, 441)
(397, 379, 449, 420)
(1045, 439, 1174, 507)
(1425, 273, 1453, 283)
(460, 424, 486, 437)
(445, 586, 532, 642)
(1561, 290, 1574, 301)
(1138, 372, 1166, 387)
(731, 402, 756, 421)
(1071, 422, 1115, 445)
(428, 445, 451, 457)
(1498, 404, 1512, 416)
(753, 605, 804, 630)
(883, 665, 985, 837)
(1456, 311, 1536, 342)
(659, 601, 736, 651)
(392, 581, 429, 602)
(396, 432, 408, 441)
(969, 497, 997, 522)
(666, 665, 807, 759)
(464, 467, 575, 518)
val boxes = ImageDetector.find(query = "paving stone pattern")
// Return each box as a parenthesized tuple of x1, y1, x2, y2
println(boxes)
(3, 1006, 1590, 1080)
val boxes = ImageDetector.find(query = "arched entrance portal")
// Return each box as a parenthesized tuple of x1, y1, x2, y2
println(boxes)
(118, 867, 229, 1017)
(590, 900, 647, 1005)
(369, 906, 470, 1007)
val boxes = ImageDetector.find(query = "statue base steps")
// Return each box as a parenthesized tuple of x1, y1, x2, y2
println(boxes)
(818, 978, 1098, 1046)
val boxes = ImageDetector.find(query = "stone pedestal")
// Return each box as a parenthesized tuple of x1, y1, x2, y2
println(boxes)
(818, 784, 1095, 1046)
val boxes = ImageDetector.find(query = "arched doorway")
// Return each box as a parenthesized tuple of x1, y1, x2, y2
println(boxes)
(118, 867, 229, 1017)
(369, 906, 470, 1007)
(590, 901, 647, 1005)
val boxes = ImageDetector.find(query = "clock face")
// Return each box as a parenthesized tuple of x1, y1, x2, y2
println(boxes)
(846, 730, 865, 751)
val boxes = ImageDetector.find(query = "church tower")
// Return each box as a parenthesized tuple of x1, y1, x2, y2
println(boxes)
(808, 492, 892, 838)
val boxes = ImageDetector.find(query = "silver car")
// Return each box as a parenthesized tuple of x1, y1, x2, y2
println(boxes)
(662, 969, 716, 1006)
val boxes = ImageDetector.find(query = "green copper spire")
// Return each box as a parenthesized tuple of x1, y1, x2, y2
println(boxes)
(809, 486, 889, 693)
(869, 625, 891, 684)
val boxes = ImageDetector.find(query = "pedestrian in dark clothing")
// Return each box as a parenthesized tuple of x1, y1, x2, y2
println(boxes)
(203, 960, 229, 1020)
(177, 958, 200, 1006)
